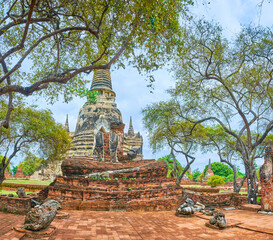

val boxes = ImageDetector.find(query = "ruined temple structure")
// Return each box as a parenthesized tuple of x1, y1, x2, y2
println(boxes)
(42, 67, 182, 211)
(205, 159, 214, 180)
(66, 68, 143, 161)
(260, 146, 273, 211)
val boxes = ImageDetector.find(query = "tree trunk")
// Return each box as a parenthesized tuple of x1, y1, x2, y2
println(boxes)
(0, 167, 5, 186)
(245, 165, 258, 204)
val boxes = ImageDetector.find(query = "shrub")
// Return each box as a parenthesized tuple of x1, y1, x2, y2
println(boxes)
(206, 175, 225, 188)
(225, 172, 245, 182)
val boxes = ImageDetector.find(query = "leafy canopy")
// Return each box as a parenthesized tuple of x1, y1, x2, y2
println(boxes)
(0, 103, 72, 180)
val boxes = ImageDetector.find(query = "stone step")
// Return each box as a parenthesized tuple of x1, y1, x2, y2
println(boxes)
(240, 204, 261, 212)
(70, 146, 93, 151)
(72, 138, 94, 143)
(59, 197, 180, 211)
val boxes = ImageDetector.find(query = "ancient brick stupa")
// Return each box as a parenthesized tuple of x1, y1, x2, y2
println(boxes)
(205, 159, 214, 180)
(43, 67, 182, 211)
(65, 67, 143, 161)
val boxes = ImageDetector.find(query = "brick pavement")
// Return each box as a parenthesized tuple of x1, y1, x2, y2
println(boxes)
(0, 210, 273, 240)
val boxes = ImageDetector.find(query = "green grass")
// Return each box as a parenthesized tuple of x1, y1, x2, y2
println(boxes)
(181, 185, 209, 188)
(3, 180, 52, 185)
(0, 190, 34, 197)
(219, 190, 247, 195)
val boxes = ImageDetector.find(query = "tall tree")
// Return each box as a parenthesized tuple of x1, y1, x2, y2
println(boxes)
(142, 100, 207, 185)
(172, 20, 273, 203)
(0, 0, 191, 128)
(203, 126, 246, 193)
(0, 103, 71, 184)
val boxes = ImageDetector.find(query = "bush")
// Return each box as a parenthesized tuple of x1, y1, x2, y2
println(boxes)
(206, 175, 225, 187)
(225, 172, 245, 182)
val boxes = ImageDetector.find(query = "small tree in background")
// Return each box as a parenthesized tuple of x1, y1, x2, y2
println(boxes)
(0, 104, 71, 184)
(192, 169, 202, 182)
(207, 175, 225, 188)
(157, 155, 184, 178)
(143, 101, 209, 185)
(18, 152, 44, 175)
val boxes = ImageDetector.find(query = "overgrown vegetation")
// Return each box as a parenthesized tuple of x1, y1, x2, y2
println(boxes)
(206, 175, 225, 188)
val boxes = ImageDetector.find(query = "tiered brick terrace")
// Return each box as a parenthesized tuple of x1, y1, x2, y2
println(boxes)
(43, 158, 182, 211)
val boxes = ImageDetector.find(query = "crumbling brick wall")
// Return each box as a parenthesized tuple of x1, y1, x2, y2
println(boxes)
(0, 196, 32, 214)
(181, 190, 248, 207)
(260, 146, 273, 211)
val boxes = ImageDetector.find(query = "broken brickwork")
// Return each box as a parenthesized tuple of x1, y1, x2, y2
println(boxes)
(44, 159, 182, 211)
(260, 146, 273, 211)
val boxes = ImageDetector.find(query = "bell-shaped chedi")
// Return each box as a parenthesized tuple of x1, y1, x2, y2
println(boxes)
(67, 64, 142, 162)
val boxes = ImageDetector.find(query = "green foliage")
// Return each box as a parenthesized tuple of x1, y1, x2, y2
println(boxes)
(192, 169, 202, 181)
(157, 155, 183, 178)
(90, 176, 98, 180)
(256, 169, 260, 181)
(142, 101, 208, 153)
(197, 171, 205, 182)
(0, 156, 11, 172)
(0, 190, 34, 197)
(10, 166, 18, 176)
(203, 162, 233, 178)
(0, 0, 191, 105)
(0, 104, 72, 179)
(4, 180, 52, 185)
(18, 152, 44, 175)
(225, 172, 245, 182)
(206, 175, 225, 188)
(78, 89, 101, 104)
(171, 20, 273, 201)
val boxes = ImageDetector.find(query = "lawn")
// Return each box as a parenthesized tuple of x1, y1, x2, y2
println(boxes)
(181, 185, 210, 188)
(3, 180, 52, 185)
(0, 190, 34, 197)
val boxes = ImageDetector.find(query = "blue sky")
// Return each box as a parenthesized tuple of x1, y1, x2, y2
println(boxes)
(25, 0, 273, 171)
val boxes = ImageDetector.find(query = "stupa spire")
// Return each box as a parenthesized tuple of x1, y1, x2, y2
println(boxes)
(65, 114, 69, 132)
(208, 158, 211, 169)
(128, 116, 134, 135)
(90, 56, 115, 96)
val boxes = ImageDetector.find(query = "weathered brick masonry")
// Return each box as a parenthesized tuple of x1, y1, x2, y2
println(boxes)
(44, 159, 182, 211)
(0, 196, 32, 214)
(182, 189, 248, 208)
(260, 146, 273, 211)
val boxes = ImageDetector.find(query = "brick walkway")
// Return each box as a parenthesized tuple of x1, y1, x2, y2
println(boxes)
(1, 210, 273, 240)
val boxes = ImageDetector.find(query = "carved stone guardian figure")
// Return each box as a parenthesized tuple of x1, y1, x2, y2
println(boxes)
(209, 211, 226, 229)
(176, 198, 195, 216)
(23, 200, 61, 231)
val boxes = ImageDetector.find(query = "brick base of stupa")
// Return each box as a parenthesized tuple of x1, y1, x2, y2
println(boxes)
(40, 158, 182, 211)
